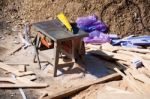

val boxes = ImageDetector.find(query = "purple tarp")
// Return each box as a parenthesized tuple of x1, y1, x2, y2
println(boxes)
(76, 15, 110, 44)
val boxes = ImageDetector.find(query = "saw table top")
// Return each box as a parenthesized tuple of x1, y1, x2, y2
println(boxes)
(32, 19, 88, 41)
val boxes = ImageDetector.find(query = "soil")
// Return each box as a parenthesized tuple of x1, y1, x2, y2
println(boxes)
(1, 0, 150, 37)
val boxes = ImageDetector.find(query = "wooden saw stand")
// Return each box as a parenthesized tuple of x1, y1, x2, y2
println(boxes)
(32, 19, 88, 77)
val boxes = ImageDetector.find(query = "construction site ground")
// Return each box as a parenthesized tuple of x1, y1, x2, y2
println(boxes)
(0, 29, 120, 99)
(0, 0, 150, 99)
(0, 24, 150, 99)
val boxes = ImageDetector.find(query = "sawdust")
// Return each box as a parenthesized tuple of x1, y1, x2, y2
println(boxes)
(71, 80, 150, 99)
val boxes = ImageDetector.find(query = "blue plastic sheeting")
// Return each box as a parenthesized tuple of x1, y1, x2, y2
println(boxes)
(76, 15, 110, 44)
(111, 35, 150, 47)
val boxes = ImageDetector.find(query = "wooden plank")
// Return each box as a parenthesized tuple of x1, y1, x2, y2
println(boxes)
(138, 67, 150, 77)
(127, 68, 150, 84)
(101, 43, 150, 53)
(0, 77, 48, 88)
(114, 68, 144, 94)
(140, 59, 150, 71)
(6, 63, 29, 66)
(89, 50, 132, 61)
(18, 65, 26, 72)
(117, 50, 150, 60)
(43, 73, 121, 99)
(0, 77, 17, 84)
(9, 45, 24, 55)
(0, 62, 35, 77)
(0, 84, 48, 88)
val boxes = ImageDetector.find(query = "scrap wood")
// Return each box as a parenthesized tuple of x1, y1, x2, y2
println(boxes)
(100, 43, 150, 53)
(0, 62, 35, 77)
(89, 50, 132, 61)
(0, 77, 48, 88)
(43, 73, 121, 99)
(6, 63, 29, 66)
(117, 50, 150, 60)
(85, 44, 100, 50)
(127, 68, 150, 84)
(138, 67, 150, 77)
(139, 59, 150, 71)
(124, 69, 150, 94)
(38, 92, 48, 99)
(104, 86, 132, 94)
(117, 62, 150, 91)
(117, 60, 131, 66)
(114, 67, 144, 94)
(0, 83, 48, 88)
(9, 44, 24, 55)
(18, 65, 26, 72)
(20, 75, 37, 81)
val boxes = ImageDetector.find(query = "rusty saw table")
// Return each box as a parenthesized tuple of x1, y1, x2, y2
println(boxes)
(32, 19, 88, 77)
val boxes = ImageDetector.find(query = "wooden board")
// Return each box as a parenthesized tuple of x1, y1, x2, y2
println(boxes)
(0, 77, 48, 88)
(101, 43, 150, 53)
(117, 50, 150, 60)
(43, 73, 121, 99)
(0, 62, 35, 77)
(0, 84, 48, 88)
(89, 50, 132, 61)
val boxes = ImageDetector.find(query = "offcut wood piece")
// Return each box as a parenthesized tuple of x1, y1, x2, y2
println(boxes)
(0, 77, 48, 88)
(20, 75, 37, 81)
(125, 69, 150, 94)
(38, 92, 48, 99)
(117, 60, 131, 66)
(140, 59, 150, 71)
(43, 73, 121, 99)
(117, 50, 150, 60)
(138, 67, 150, 77)
(85, 44, 100, 51)
(89, 50, 132, 61)
(9, 45, 24, 55)
(114, 68, 144, 94)
(0, 62, 35, 77)
(18, 65, 26, 72)
(101, 43, 150, 53)
(6, 63, 29, 66)
(127, 68, 150, 84)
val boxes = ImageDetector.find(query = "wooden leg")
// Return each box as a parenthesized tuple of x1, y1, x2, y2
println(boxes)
(71, 40, 75, 63)
(53, 42, 60, 77)
(33, 35, 41, 69)
(79, 39, 85, 62)
(33, 36, 37, 63)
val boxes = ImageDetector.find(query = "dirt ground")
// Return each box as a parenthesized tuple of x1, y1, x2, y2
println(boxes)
(1, 0, 150, 36)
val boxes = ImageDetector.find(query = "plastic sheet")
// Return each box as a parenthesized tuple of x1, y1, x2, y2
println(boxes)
(111, 35, 150, 47)
(83, 30, 110, 44)
(76, 15, 109, 44)
(76, 15, 108, 32)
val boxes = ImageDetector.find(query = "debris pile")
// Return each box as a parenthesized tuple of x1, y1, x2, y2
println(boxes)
(86, 43, 150, 94)
(0, 62, 48, 88)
